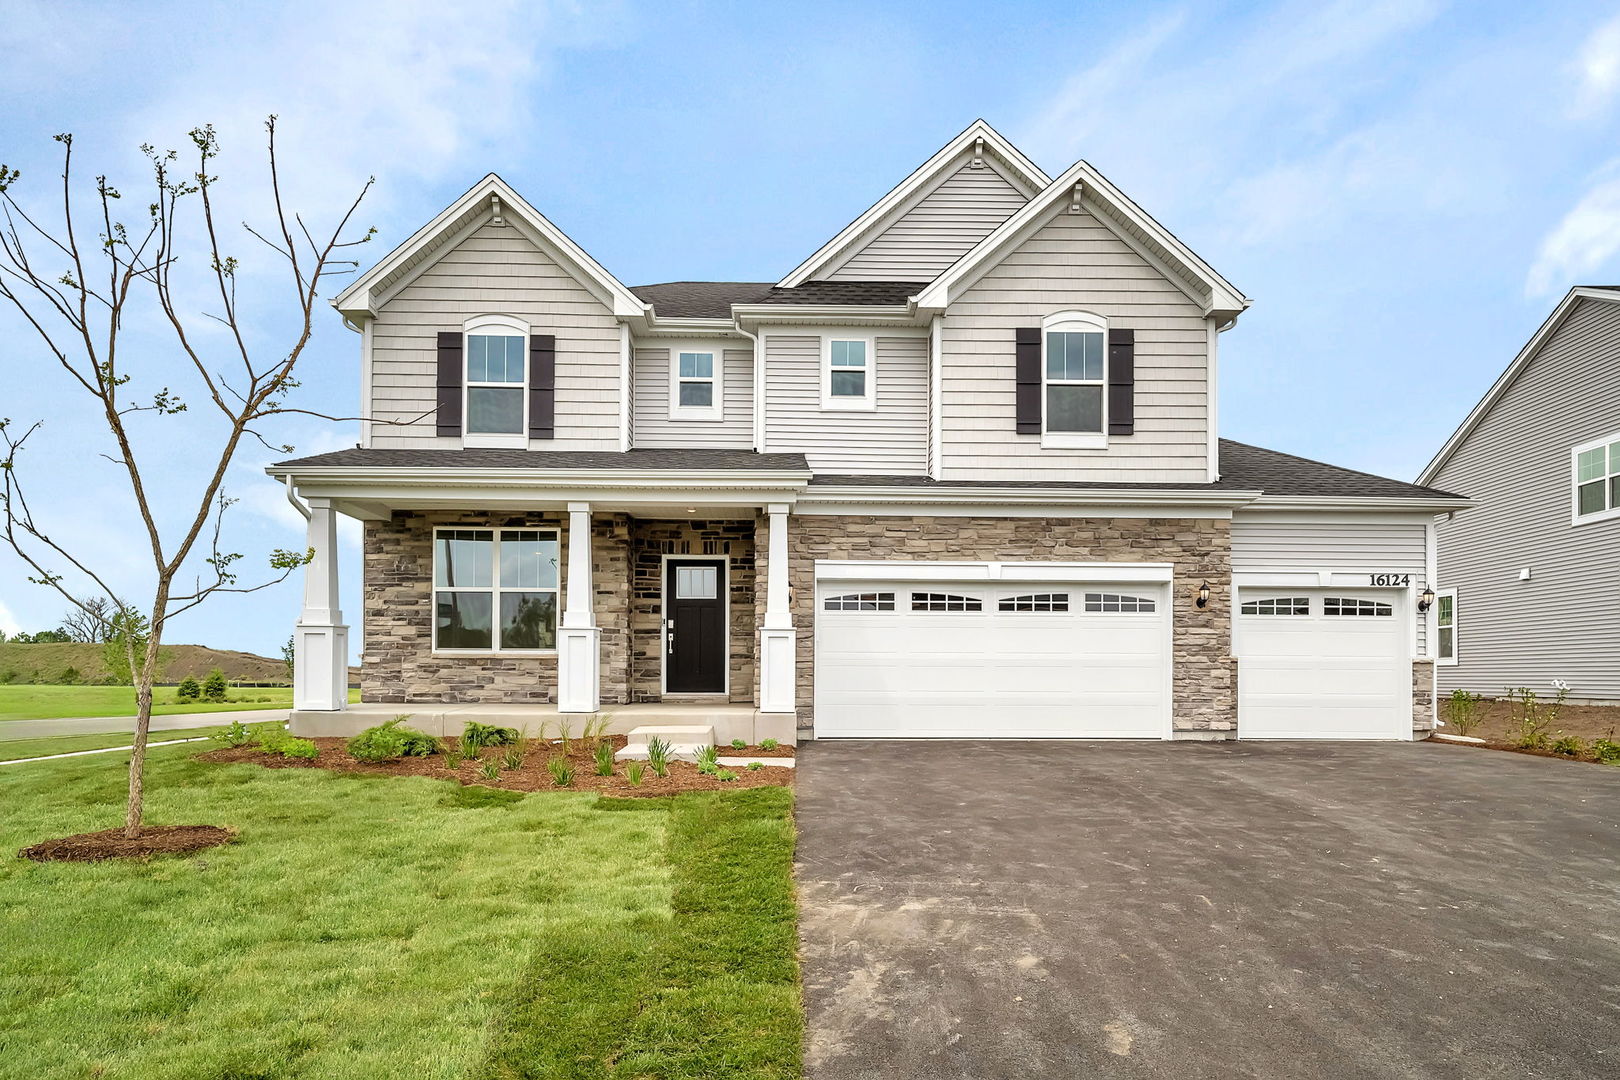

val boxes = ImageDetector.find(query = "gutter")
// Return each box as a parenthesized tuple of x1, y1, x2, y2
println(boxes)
(263, 464, 814, 489)
(1247, 494, 1477, 513)
(799, 485, 1265, 509)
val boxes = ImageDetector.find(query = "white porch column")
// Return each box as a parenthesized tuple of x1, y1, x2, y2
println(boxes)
(758, 503, 797, 716)
(557, 501, 601, 712)
(293, 497, 349, 711)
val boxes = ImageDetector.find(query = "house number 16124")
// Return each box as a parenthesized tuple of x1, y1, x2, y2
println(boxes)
(1368, 573, 1411, 586)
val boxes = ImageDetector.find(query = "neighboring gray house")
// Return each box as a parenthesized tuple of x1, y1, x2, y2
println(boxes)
(270, 120, 1466, 744)
(1420, 286, 1620, 704)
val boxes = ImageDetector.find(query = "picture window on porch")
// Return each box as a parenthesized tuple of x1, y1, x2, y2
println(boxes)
(433, 528, 559, 651)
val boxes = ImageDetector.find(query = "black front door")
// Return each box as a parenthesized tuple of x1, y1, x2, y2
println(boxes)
(666, 559, 726, 693)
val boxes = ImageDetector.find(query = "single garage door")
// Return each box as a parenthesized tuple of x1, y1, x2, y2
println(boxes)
(1237, 589, 1408, 739)
(815, 580, 1169, 738)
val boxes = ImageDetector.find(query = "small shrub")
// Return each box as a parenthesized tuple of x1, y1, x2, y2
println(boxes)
(547, 757, 574, 787)
(175, 676, 202, 702)
(715, 769, 738, 782)
(502, 747, 524, 771)
(1508, 687, 1550, 750)
(58, 665, 82, 685)
(747, 761, 763, 771)
(479, 760, 502, 781)
(210, 719, 255, 748)
(462, 722, 517, 753)
(645, 737, 671, 777)
(730, 738, 747, 750)
(554, 716, 573, 753)
(583, 713, 612, 748)
(759, 738, 779, 751)
(0, 668, 18, 685)
(1592, 737, 1620, 765)
(626, 760, 645, 786)
(347, 716, 442, 763)
(697, 761, 718, 776)
(445, 750, 464, 770)
(1551, 734, 1585, 758)
(1444, 689, 1483, 737)
(201, 667, 230, 702)
(694, 744, 719, 768)
(594, 741, 614, 776)
(278, 737, 319, 760)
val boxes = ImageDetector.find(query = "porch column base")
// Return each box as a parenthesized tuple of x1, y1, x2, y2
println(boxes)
(293, 623, 348, 711)
(557, 626, 601, 713)
(759, 628, 797, 714)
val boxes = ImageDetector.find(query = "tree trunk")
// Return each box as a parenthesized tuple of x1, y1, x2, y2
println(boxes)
(124, 585, 170, 839)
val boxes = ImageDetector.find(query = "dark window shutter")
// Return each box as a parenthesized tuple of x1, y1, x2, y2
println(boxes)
(435, 331, 462, 437)
(1015, 327, 1042, 434)
(1107, 328, 1135, 436)
(529, 334, 556, 440)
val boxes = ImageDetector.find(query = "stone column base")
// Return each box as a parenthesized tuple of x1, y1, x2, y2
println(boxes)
(558, 626, 601, 713)
(294, 623, 349, 711)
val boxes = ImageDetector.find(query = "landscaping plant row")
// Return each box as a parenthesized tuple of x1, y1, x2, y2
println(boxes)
(1443, 686, 1620, 765)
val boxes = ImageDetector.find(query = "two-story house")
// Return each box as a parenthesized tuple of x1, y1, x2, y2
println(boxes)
(270, 120, 1466, 744)
(1420, 286, 1620, 704)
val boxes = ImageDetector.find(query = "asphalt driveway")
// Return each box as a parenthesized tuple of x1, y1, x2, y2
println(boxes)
(796, 741, 1620, 1079)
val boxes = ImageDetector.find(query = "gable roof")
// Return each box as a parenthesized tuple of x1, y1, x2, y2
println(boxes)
(775, 119, 1050, 289)
(913, 157, 1249, 321)
(332, 174, 649, 322)
(1417, 286, 1620, 485)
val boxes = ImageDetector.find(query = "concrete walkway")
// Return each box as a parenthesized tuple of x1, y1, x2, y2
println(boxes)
(0, 708, 290, 741)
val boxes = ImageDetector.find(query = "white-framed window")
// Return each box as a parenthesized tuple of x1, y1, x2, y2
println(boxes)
(1240, 597, 1309, 616)
(463, 314, 529, 448)
(821, 336, 875, 410)
(1083, 592, 1156, 613)
(823, 592, 895, 611)
(1042, 311, 1107, 449)
(1436, 588, 1457, 664)
(1572, 430, 1620, 524)
(911, 592, 983, 612)
(670, 343, 724, 421)
(433, 527, 559, 652)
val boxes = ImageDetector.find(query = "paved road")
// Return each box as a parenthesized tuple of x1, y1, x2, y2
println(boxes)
(796, 740, 1620, 1080)
(0, 708, 290, 741)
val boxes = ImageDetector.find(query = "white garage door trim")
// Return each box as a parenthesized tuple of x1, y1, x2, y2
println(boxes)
(1235, 586, 1411, 741)
(813, 561, 1175, 740)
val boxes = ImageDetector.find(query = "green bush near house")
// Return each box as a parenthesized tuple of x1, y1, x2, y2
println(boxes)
(461, 721, 518, 753)
(1591, 738, 1620, 764)
(347, 716, 442, 763)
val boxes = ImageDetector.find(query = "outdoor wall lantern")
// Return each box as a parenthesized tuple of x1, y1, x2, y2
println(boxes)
(1195, 581, 1211, 609)
(1418, 586, 1435, 613)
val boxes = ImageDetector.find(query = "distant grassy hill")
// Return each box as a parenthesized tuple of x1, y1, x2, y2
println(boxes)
(0, 641, 291, 685)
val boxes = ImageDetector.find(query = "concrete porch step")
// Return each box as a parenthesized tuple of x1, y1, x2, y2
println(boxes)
(615, 725, 715, 762)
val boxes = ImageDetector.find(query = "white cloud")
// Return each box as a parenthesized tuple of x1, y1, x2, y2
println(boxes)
(1572, 13, 1620, 117)
(0, 598, 20, 636)
(1526, 161, 1620, 296)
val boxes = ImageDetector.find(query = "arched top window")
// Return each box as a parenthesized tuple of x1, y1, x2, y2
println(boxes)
(462, 314, 530, 446)
(999, 593, 1070, 612)
(911, 592, 983, 612)
(823, 592, 895, 612)
(1083, 592, 1156, 613)
(1241, 597, 1309, 616)
(1042, 310, 1107, 444)
(1324, 597, 1393, 617)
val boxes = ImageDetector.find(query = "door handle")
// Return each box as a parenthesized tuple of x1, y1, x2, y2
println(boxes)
(666, 621, 675, 652)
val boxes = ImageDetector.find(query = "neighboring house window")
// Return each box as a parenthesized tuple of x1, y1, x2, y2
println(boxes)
(822, 337, 875, 409)
(433, 528, 559, 651)
(464, 315, 528, 447)
(1042, 311, 1106, 448)
(1573, 431, 1620, 522)
(1436, 589, 1457, 664)
(670, 345, 723, 421)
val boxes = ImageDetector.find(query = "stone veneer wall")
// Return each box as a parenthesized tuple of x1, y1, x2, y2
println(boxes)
(770, 515, 1235, 734)
(1412, 658, 1436, 736)
(628, 519, 757, 703)
(361, 509, 632, 705)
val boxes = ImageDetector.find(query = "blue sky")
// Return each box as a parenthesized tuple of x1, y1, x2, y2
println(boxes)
(3, 0, 1620, 657)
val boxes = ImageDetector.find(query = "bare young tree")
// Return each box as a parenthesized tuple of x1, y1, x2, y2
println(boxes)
(0, 119, 373, 837)
(60, 594, 117, 643)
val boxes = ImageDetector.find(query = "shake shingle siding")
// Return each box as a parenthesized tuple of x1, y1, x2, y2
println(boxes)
(369, 222, 622, 450)
(827, 163, 1029, 282)
(1432, 296, 1620, 702)
(631, 346, 754, 449)
(762, 334, 929, 474)
(939, 205, 1211, 483)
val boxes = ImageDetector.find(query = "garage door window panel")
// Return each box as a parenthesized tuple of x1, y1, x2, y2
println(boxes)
(1083, 592, 1156, 613)
(824, 592, 896, 612)
(912, 592, 983, 612)
(1324, 597, 1393, 617)
(1240, 597, 1310, 616)
(999, 593, 1070, 612)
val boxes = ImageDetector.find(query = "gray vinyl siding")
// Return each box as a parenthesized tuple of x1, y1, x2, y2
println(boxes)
(827, 163, 1028, 282)
(938, 204, 1212, 483)
(630, 346, 754, 449)
(1432, 296, 1620, 702)
(368, 221, 621, 450)
(762, 333, 928, 474)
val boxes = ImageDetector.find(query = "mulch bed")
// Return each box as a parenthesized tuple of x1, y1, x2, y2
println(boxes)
(19, 824, 235, 863)
(1439, 698, 1620, 744)
(197, 733, 794, 797)
(1428, 737, 1619, 767)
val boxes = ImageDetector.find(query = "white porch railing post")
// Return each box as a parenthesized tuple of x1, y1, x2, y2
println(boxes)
(557, 502, 601, 712)
(293, 497, 349, 711)
(759, 503, 797, 716)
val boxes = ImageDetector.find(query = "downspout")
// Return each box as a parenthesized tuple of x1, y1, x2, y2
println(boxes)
(928, 313, 943, 479)
(736, 314, 765, 452)
(283, 475, 311, 521)
(619, 323, 633, 452)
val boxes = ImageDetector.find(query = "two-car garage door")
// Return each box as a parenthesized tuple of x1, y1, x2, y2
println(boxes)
(815, 579, 1169, 738)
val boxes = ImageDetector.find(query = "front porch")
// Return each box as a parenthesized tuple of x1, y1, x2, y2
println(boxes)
(289, 700, 796, 746)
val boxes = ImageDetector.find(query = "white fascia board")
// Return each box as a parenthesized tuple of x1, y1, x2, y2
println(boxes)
(1246, 494, 1476, 513)
(1417, 287, 1620, 485)
(814, 559, 1174, 584)
(798, 485, 1260, 518)
(776, 119, 1051, 289)
(335, 173, 650, 323)
(914, 159, 1250, 320)
(267, 465, 811, 490)
(731, 304, 925, 327)
(1234, 508, 1448, 526)
(636, 315, 746, 337)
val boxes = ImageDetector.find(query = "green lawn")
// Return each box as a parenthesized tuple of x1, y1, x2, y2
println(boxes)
(0, 684, 359, 721)
(0, 724, 240, 762)
(0, 745, 801, 1079)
